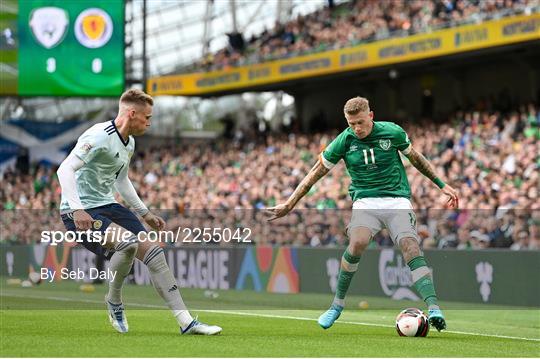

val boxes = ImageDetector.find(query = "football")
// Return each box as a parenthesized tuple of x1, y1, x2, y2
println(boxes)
(395, 308, 430, 337)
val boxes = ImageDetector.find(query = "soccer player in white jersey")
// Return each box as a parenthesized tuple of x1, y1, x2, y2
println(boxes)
(268, 97, 458, 331)
(57, 89, 221, 335)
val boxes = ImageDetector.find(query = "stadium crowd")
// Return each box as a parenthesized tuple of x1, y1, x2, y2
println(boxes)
(197, 0, 536, 71)
(1, 103, 538, 250)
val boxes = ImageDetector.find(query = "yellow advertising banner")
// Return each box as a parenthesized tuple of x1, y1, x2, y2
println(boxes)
(148, 13, 540, 96)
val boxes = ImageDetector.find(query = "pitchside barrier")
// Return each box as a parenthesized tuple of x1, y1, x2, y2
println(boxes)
(1, 244, 539, 306)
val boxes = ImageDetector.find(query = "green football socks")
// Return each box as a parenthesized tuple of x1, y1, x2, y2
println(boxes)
(333, 248, 361, 307)
(408, 256, 439, 309)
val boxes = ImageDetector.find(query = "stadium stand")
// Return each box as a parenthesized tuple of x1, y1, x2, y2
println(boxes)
(193, 0, 537, 71)
(1, 104, 538, 249)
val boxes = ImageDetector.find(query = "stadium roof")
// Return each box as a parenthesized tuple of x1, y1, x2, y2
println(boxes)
(126, 0, 338, 79)
(3, 0, 335, 122)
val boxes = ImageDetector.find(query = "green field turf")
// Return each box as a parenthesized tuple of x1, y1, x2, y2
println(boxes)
(0, 0, 17, 21)
(0, 0, 18, 95)
(1, 280, 539, 357)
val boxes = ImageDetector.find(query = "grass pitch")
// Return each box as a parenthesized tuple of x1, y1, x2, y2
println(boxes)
(1, 280, 539, 357)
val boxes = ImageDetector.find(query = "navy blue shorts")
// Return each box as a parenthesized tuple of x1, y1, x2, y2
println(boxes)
(61, 203, 146, 260)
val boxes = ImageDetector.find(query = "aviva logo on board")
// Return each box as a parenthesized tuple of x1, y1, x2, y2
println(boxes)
(235, 247, 299, 293)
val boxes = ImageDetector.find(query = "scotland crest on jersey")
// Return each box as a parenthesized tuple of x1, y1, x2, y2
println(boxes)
(379, 139, 391, 151)
(29, 7, 69, 49)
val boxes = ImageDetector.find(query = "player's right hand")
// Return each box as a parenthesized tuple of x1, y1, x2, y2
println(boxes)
(266, 203, 293, 222)
(73, 210, 94, 230)
(441, 184, 459, 209)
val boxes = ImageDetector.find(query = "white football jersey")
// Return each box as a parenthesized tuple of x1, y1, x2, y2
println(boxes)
(60, 120, 135, 213)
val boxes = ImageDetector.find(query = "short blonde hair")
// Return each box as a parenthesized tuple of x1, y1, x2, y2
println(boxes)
(120, 88, 154, 107)
(344, 96, 369, 115)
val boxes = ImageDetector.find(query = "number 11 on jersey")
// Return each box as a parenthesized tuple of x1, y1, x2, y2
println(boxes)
(363, 148, 375, 164)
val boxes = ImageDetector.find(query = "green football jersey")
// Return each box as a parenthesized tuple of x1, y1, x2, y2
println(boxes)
(60, 120, 135, 213)
(321, 121, 412, 201)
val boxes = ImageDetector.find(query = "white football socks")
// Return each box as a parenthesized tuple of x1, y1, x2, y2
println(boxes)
(106, 235, 138, 304)
(143, 246, 194, 329)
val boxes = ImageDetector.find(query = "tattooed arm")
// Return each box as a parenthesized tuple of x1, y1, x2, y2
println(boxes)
(405, 147, 440, 184)
(405, 147, 459, 208)
(267, 159, 330, 221)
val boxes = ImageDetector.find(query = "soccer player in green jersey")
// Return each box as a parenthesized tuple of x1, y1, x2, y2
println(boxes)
(267, 96, 458, 332)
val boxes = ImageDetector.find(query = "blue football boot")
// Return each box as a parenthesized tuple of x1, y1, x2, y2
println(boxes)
(318, 304, 343, 329)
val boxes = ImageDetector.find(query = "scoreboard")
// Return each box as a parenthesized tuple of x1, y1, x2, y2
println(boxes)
(1, 0, 124, 96)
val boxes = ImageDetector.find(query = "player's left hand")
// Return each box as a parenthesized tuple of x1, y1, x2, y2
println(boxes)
(441, 184, 459, 208)
(143, 212, 166, 231)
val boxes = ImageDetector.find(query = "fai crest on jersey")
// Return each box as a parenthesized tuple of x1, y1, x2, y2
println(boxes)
(29, 7, 69, 49)
(379, 139, 392, 151)
(74, 8, 113, 48)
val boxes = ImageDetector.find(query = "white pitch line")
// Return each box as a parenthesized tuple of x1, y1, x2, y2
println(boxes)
(2, 292, 539, 342)
(199, 308, 394, 328)
(200, 309, 540, 343)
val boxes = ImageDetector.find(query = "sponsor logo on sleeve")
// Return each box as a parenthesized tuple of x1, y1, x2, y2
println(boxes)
(81, 143, 93, 153)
